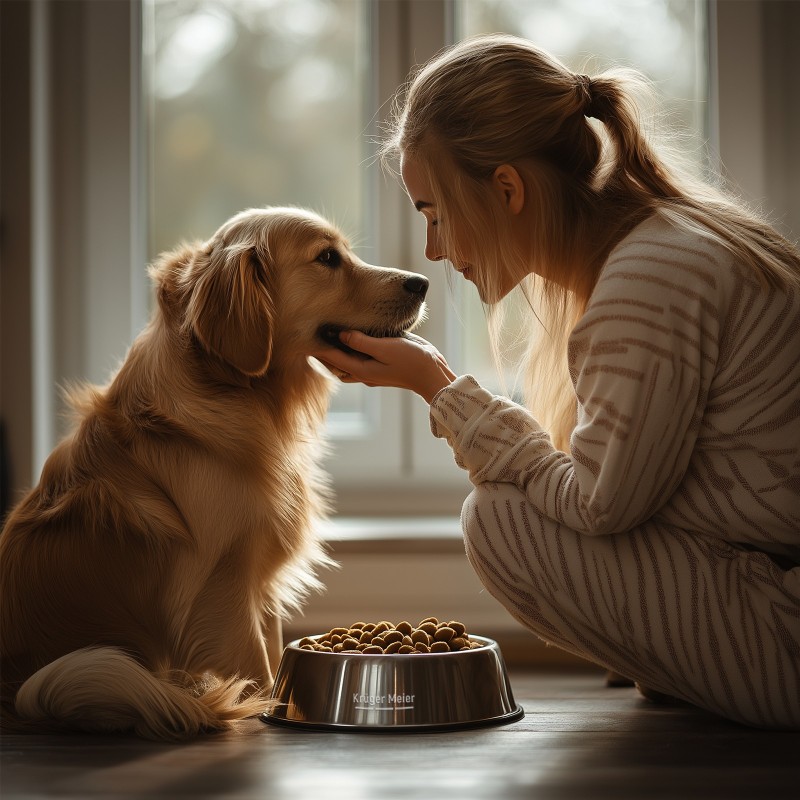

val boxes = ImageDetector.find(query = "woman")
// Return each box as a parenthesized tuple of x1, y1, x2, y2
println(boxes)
(315, 35, 800, 729)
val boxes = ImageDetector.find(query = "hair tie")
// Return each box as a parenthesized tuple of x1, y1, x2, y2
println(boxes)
(576, 74, 599, 119)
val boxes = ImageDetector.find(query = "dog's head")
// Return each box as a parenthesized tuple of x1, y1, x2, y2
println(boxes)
(152, 207, 428, 376)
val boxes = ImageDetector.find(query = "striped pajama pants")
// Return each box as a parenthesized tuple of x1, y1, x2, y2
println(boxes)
(461, 483, 800, 729)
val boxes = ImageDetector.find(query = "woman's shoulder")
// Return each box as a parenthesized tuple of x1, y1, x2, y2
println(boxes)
(593, 211, 734, 305)
(607, 211, 731, 275)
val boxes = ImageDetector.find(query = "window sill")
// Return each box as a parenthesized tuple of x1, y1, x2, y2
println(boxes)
(319, 515, 464, 554)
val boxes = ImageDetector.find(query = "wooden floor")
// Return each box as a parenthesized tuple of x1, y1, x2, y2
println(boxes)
(2, 669, 798, 799)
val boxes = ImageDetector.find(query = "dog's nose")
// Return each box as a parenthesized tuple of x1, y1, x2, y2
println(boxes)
(403, 275, 429, 298)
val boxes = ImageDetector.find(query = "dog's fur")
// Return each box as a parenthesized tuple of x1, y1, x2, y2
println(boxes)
(0, 207, 427, 739)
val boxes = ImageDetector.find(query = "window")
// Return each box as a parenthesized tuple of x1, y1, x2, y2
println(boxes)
(146, 0, 709, 516)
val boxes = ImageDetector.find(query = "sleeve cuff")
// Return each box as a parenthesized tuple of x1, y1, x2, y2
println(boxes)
(429, 374, 494, 441)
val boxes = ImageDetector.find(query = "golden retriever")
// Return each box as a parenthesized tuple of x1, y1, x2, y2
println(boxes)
(0, 207, 428, 739)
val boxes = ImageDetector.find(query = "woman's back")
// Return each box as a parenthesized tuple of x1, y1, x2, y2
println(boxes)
(567, 213, 799, 559)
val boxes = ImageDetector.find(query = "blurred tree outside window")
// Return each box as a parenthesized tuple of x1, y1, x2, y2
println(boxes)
(146, 0, 369, 426)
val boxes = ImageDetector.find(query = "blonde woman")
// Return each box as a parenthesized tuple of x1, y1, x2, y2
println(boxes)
(315, 35, 800, 729)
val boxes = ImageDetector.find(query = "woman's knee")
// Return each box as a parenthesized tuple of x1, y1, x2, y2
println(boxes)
(461, 483, 527, 556)
(460, 482, 557, 590)
(459, 486, 483, 550)
(462, 480, 557, 536)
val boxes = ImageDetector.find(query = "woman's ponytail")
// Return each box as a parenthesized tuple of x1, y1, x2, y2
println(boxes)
(582, 71, 681, 202)
(585, 68, 799, 289)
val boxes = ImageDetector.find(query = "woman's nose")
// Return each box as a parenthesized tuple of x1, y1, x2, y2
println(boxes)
(425, 228, 445, 262)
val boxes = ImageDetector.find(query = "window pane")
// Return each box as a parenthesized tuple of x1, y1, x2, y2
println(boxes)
(453, 0, 709, 390)
(145, 0, 369, 432)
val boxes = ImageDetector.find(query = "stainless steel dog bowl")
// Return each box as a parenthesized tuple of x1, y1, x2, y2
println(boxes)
(260, 635, 524, 732)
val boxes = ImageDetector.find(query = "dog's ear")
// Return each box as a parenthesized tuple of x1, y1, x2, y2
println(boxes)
(148, 242, 200, 320)
(184, 245, 275, 376)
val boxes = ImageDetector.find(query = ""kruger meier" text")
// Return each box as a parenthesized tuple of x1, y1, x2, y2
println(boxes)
(353, 693, 415, 705)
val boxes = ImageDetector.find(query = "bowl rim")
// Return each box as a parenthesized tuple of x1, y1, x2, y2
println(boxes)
(284, 633, 500, 657)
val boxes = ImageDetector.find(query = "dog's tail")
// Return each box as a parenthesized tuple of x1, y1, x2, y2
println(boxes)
(10, 647, 270, 740)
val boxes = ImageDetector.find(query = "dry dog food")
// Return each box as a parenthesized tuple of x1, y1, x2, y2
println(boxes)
(298, 617, 484, 654)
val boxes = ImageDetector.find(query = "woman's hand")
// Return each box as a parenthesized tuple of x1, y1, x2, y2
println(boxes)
(313, 331, 457, 404)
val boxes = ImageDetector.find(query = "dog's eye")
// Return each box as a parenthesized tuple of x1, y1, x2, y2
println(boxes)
(316, 248, 341, 268)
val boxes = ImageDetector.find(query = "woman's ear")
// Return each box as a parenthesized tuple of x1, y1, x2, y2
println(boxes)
(184, 246, 275, 376)
(492, 164, 525, 215)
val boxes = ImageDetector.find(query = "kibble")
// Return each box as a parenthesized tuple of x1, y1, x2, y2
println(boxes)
(434, 626, 456, 642)
(418, 621, 438, 636)
(410, 629, 429, 645)
(299, 617, 485, 654)
(383, 630, 403, 645)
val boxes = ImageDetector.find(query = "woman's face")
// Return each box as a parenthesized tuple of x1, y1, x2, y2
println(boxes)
(400, 153, 525, 303)
(400, 153, 478, 283)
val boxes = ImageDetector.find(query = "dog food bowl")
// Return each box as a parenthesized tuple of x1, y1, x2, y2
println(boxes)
(260, 635, 524, 732)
